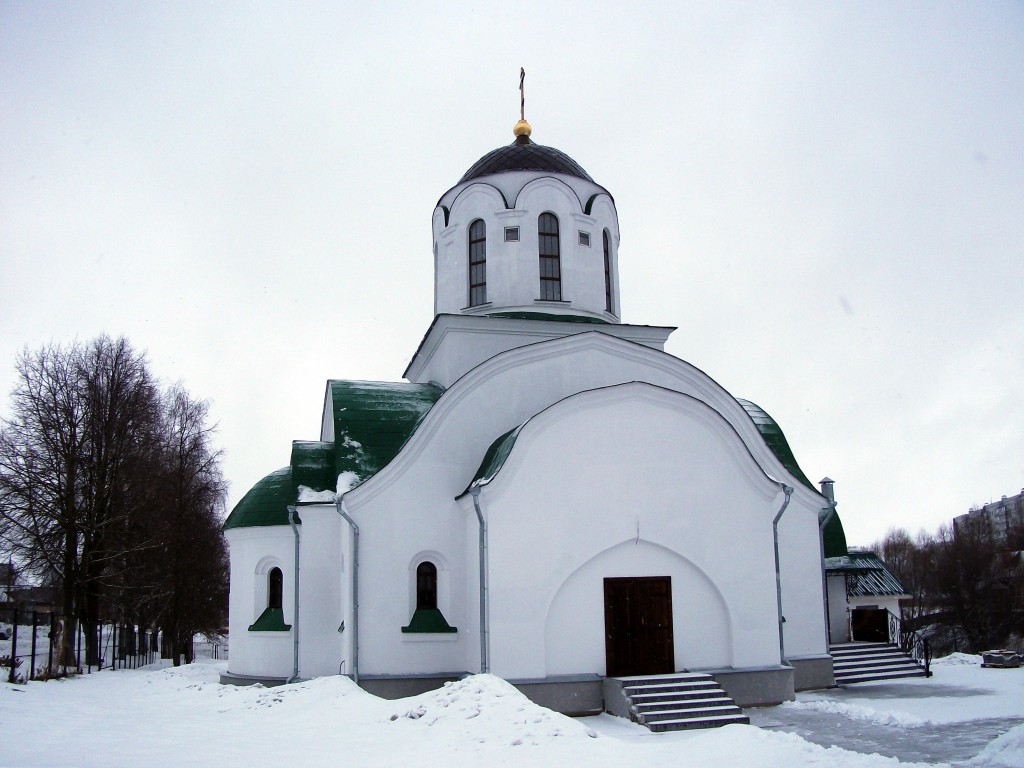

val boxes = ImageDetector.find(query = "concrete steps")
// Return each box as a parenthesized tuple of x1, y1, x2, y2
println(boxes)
(608, 672, 749, 732)
(829, 642, 928, 685)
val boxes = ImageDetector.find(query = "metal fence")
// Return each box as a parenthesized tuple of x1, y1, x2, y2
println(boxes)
(1, 602, 227, 683)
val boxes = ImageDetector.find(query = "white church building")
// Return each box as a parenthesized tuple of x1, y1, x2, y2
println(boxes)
(222, 115, 852, 714)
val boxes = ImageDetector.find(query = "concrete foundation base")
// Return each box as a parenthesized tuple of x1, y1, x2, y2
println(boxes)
(219, 666, 797, 712)
(357, 673, 603, 716)
(789, 654, 835, 690)
(699, 664, 795, 707)
(220, 671, 289, 687)
(357, 673, 464, 699)
(508, 675, 604, 716)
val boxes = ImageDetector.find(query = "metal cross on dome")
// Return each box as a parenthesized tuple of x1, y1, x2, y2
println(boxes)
(519, 67, 525, 121)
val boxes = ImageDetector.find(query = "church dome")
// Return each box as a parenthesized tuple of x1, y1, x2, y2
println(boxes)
(458, 135, 595, 184)
(433, 118, 620, 324)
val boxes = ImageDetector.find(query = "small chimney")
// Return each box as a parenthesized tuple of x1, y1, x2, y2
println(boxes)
(819, 477, 835, 503)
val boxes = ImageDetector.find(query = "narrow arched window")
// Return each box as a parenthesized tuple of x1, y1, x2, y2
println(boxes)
(538, 213, 561, 301)
(603, 229, 613, 313)
(468, 219, 487, 307)
(268, 567, 283, 610)
(416, 561, 438, 610)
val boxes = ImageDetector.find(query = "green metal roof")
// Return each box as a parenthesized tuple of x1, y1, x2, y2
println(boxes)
(329, 380, 444, 488)
(825, 551, 906, 596)
(464, 425, 524, 493)
(223, 467, 301, 530)
(820, 508, 849, 559)
(736, 399, 815, 491)
(291, 440, 336, 494)
(736, 399, 847, 558)
(225, 381, 444, 531)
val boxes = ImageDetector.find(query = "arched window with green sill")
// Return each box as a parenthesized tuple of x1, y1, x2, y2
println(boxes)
(249, 564, 291, 632)
(402, 560, 456, 633)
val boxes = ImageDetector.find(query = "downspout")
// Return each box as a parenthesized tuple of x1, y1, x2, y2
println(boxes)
(469, 485, 489, 674)
(818, 478, 838, 648)
(335, 495, 360, 685)
(287, 506, 300, 684)
(772, 484, 794, 665)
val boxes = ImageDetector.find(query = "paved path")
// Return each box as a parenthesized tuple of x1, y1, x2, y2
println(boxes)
(747, 706, 1022, 765)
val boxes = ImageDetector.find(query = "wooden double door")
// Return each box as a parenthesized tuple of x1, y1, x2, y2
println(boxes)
(603, 576, 675, 677)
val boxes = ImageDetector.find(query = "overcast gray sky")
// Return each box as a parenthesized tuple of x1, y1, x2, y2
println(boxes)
(2, 2, 1021, 546)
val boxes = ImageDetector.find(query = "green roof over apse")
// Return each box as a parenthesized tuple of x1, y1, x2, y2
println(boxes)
(737, 399, 814, 491)
(820, 507, 849, 559)
(329, 380, 445, 488)
(223, 467, 301, 530)
(737, 398, 848, 558)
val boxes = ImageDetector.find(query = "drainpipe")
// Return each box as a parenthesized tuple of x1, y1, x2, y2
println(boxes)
(335, 495, 360, 685)
(772, 484, 794, 665)
(469, 485, 489, 674)
(818, 478, 838, 647)
(287, 506, 300, 684)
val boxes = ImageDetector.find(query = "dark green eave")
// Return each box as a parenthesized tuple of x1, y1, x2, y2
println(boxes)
(402, 608, 457, 633)
(462, 424, 524, 495)
(737, 399, 847, 557)
(224, 467, 300, 531)
(330, 380, 444, 488)
(737, 399, 815, 491)
(820, 508, 849, 558)
(248, 607, 291, 632)
(488, 311, 609, 324)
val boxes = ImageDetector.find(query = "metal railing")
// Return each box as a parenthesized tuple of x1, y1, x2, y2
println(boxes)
(2, 602, 226, 683)
(886, 608, 932, 677)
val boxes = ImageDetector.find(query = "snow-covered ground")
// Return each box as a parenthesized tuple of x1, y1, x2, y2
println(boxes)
(0, 654, 1021, 768)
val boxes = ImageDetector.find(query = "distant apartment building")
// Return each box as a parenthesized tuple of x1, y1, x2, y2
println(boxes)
(953, 488, 1024, 546)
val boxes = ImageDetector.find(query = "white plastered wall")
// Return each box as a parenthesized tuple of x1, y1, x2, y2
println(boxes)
(433, 173, 620, 321)
(827, 573, 850, 644)
(345, 494, 470, 675)
(294, 504, 345, 678)
(470, 384, 785, 679)
(226, 526, 296, 678)
(778, 494, 833, 659)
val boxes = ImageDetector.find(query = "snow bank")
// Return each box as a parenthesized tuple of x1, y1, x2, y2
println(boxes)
(784, 699, 926, 727)
(933, 652, 983, 666)
(970, 722, 1024, 767)
(388, 674, 596, 746)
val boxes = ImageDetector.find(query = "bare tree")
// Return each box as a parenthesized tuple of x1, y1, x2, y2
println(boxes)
(0, 342, 88, 668)
(152, 386, 227, 664)
(0, 336, 228, 671)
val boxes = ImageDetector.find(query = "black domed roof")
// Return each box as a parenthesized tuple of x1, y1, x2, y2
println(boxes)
(458, 136, 594, 184)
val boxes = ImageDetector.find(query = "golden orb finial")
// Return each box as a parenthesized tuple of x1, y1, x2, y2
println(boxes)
(513, 119, 532, 138)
